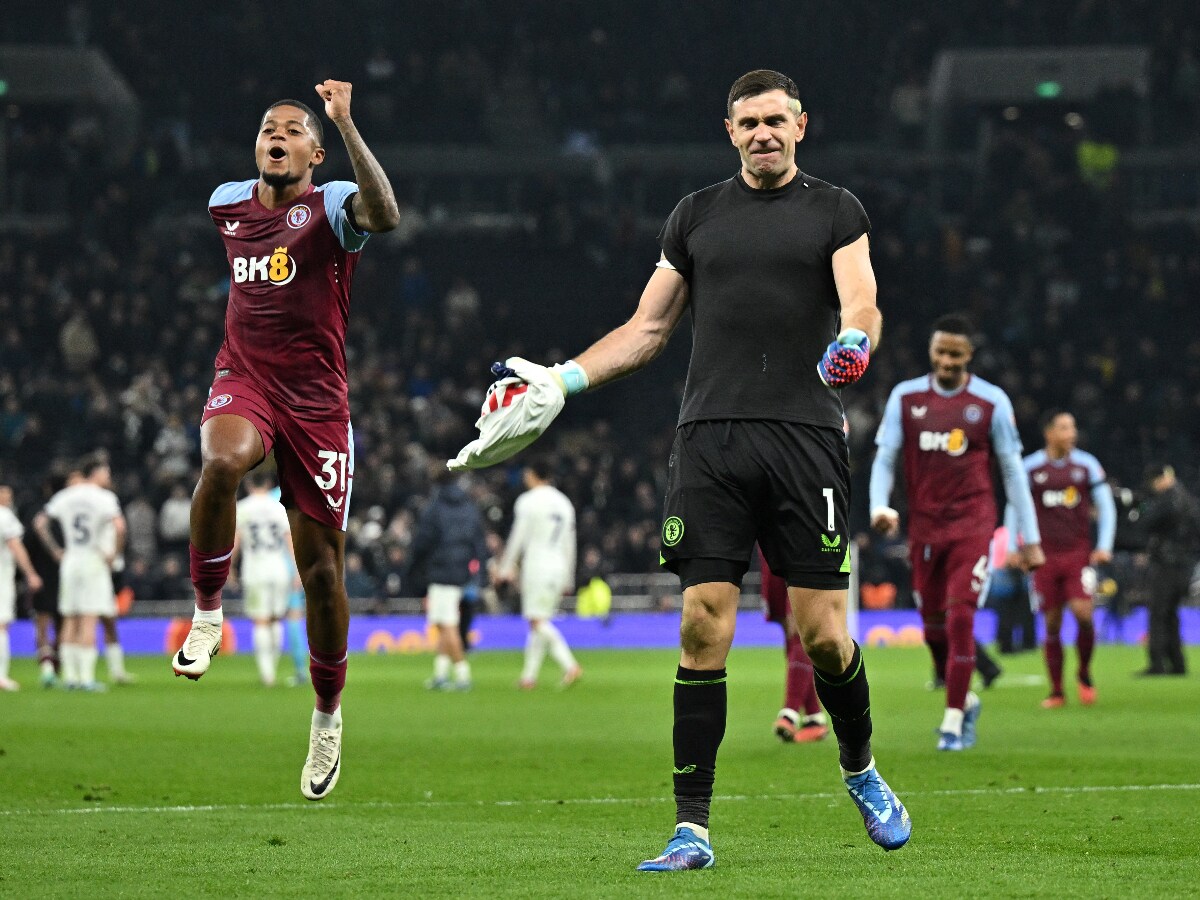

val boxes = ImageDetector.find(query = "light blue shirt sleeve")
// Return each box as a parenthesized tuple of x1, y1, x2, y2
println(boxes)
(869, 387, 904, 511)
(321, 181, 369, 252)
(869, 445, 899, 513)
(999, 451, 1041, 545)
(1092, 481, 1117, 553)
(988, 390, 1023, 457)
(1003, 502, 1018, 551)
(874, 387, 904, 452)
(208, 180, 256, 208)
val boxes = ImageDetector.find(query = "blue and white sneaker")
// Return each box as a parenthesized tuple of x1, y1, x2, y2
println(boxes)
(961, 693, 981, 749)
(637, 826, 715, 871)
(843, 761, 912, 851)
(937, 730, 964, 751)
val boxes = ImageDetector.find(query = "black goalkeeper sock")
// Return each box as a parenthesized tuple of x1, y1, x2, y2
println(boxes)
(812, 642, 873, 772)
(672, 666, 727, 829)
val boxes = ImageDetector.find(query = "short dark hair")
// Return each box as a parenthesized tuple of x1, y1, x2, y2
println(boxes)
(1039, 409, 1072, 432)
(727, 70, 801, 118)
(81, 457, 108, 479)
(262, 99, 324, 146)
(525, 457, 554, 482)
(930, 314, 974, 339)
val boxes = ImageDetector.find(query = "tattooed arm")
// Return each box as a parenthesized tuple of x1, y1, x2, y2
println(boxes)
(316, 79, 400, 233)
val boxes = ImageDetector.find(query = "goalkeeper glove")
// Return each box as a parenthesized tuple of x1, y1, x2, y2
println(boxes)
(446, 357, 588, 471)
(817, 328, 871, 389)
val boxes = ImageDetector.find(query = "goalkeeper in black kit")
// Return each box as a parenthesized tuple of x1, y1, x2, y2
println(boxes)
(451, 69, 910, 869)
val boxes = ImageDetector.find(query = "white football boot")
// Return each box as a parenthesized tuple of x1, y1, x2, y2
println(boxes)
(301, 714, 342, 801)
(172, 620, 222, 680)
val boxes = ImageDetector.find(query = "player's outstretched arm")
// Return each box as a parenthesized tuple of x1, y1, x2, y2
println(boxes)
(447, 264, 688, 471)
(572, 263, 690, 390)
(315, 80, 399, 233)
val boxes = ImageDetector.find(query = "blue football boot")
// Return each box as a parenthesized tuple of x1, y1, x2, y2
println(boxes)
(637, 826, 715, 871)
(843, 761, 912, 851)
(961, 693, 981, 749)
(937, 730, 964, 751)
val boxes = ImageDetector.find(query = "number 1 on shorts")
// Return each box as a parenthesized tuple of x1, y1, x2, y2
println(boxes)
(822, 487, 835, 532)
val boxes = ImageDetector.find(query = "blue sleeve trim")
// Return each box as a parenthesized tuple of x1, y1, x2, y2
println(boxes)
(869, 444, 899, 512)
(209, 180, 257, 208)
(873, 385, 906, 450)
(319, 181, 369, 252)
(1092, 481, 1117, 552)
(999, 450, 1041, 544)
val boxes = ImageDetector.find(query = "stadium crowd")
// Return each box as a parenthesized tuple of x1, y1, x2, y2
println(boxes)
(2, 2, 1199, 605)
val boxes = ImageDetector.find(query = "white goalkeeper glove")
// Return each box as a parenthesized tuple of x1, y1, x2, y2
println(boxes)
(446, 357, 589, 471)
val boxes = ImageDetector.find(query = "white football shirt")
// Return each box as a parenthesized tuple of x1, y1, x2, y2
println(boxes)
(501, 484, 576, 581)
(236, 493, 292, 584)
(44, 483, 122, 560)
(0, 506, 24, 585)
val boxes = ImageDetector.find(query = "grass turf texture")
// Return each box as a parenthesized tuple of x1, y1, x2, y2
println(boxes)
(1, 644, 1194, 899)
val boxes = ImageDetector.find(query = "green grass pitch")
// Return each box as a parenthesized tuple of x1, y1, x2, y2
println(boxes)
(1, 643, 1195, 898)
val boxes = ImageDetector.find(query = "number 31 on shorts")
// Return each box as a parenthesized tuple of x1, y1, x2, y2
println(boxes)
(314, 450, 349, 492)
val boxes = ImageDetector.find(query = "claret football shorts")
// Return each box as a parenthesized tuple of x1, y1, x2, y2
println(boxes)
(202, 371, 354, 531)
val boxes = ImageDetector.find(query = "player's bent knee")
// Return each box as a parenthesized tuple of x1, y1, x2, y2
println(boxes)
(198, 453, 255, 493)
(298, 560, 343, 601)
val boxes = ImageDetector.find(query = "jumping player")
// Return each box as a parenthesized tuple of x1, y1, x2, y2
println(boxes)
(1007, 411, 1115, 707)
(169, 80, 398, 801)
(870, 314, 1043, 751)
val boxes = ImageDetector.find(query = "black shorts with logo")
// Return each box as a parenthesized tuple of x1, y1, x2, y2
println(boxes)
(660, 420, 851, 590)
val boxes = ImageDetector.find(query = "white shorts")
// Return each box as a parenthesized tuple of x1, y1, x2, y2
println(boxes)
(59, 554, 116, 618)
(243, 578, 290, 620)
(521, 573, 567, 621)
(0, 581, 14, 625)
(426, 583, 463, 626)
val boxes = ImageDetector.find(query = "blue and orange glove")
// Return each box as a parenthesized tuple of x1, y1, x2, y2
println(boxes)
(818, 329, 871, 389)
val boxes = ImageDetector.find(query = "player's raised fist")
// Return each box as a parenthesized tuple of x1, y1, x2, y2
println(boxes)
(315, 80, 353, 122)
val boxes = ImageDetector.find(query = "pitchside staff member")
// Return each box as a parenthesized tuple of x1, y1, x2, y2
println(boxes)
(454, 69, 911, 869)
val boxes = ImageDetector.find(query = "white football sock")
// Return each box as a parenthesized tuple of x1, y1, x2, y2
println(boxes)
(433, 653, 451, 681)
(521, 630, 546, 682)
(536, 621, 577, 673)
(271, 621, 284, 670)
(676, 822, 710, 842)
(61, 644, 81, 686)
(940, 707, 965, 736)
(193, 607, 223, 625)
(0, 630, 10, 680)
(453, 660, 471, 683)
(79, 646, 98, 685)
(313, 706, 342, 731)
(105, 643, 127, 678)
(253, 624, 276, 685)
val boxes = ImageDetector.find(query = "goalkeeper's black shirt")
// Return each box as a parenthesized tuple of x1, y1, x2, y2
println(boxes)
(658, 171, 870, 429)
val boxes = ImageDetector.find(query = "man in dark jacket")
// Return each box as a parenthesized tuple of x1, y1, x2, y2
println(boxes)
(1139, 464, 1197, 676)
(409, 474, 488, 690)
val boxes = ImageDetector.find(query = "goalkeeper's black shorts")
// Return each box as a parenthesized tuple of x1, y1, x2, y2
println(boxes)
(659, 419, 850, 591)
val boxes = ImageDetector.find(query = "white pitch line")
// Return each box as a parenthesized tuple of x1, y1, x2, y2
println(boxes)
(3, 783, 1198, 818)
